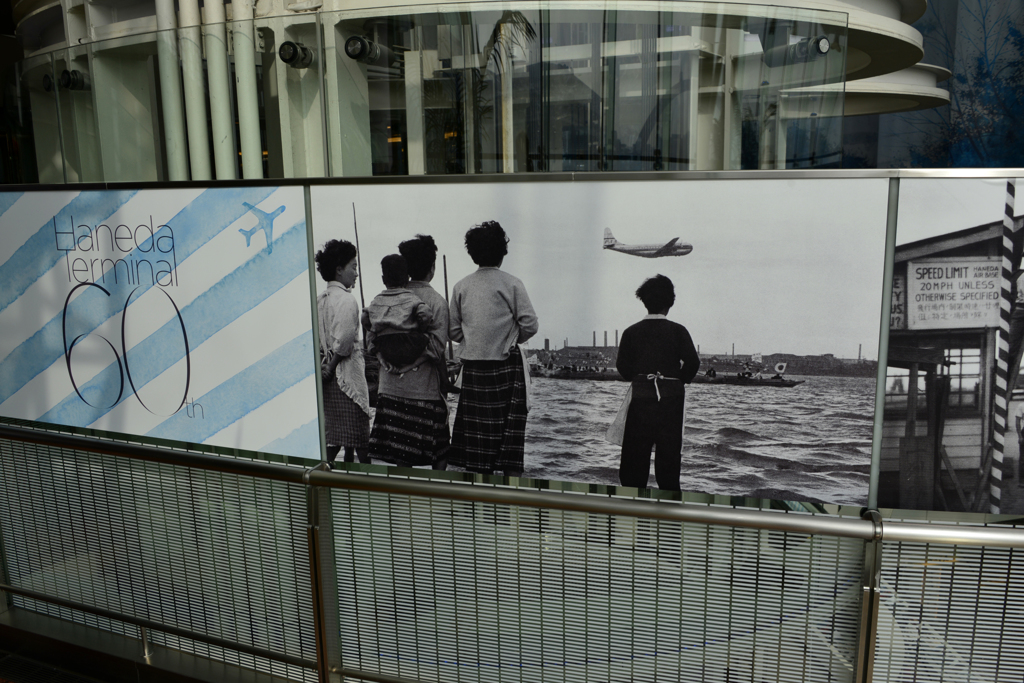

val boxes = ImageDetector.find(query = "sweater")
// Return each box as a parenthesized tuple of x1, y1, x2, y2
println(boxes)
(449, 267, 538, 361)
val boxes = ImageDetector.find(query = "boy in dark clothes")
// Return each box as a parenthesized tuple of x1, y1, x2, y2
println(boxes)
(362, 254, 434, 369)
(616, 274, 700, 491)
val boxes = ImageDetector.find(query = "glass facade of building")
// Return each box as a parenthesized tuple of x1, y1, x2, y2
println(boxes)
(9, 3, 861, 182)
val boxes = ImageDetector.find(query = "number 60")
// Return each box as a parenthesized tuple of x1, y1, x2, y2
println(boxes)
(62, 282, 191, 415)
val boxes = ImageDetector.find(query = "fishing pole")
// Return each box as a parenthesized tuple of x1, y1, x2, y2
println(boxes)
(351, 203, 366, 310)
(443, 254, 453, 361)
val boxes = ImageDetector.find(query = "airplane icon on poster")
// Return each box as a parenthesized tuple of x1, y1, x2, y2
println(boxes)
(239, 202, 285, 253)
(603, 228, 693, 258)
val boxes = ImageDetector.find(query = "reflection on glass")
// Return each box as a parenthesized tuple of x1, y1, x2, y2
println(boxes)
(324, 4, 848, 176)
(10, 4, 849, 182)
(10, 56, 56, 183)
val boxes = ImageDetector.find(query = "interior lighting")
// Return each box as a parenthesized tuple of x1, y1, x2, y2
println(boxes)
(761, 35, 830, 68)
(344, 36, 400, 68)
(59, 69, 89, 91)
(279, 41, 315, 69)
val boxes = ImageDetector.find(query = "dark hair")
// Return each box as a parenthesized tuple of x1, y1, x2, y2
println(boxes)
(636, 274, 675, 313)
(314, 239, 357, 282)
(398, 234, 438, 281)
(464, 221, 509, 267)
(381, 254, 409, 288)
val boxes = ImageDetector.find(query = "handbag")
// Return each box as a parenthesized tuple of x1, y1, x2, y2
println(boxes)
(519, 345, 533, 413)
(605, 385, 633, 446)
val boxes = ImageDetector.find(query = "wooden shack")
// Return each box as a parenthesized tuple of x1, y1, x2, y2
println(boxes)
(881, 217, 1024, 511)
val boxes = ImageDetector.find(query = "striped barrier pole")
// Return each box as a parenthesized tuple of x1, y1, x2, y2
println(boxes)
(991, 179, 1016, 514)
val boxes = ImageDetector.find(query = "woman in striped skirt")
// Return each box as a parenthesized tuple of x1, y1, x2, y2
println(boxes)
(448, 222, 539, 476)
(315, 239, 370, 466)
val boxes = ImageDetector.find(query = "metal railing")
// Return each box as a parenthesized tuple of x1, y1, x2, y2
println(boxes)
(2, 422, 1024, 683)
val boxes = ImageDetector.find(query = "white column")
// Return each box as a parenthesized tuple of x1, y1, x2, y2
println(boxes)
(500, 25, 514, 173)
(155, 0, 188, 180)
(178, 0, 211, 180)
(232, 0, 263, 178)
(203, 0, 237, 179)
(326, 21, 371, 177)
(462, 24, 477, 173)
(404, 49, 424, 175)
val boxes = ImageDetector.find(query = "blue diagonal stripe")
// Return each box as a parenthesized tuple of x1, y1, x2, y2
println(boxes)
(146, 332, 314, 443)
(40, 219, 308, 427)
(0, 191, 137, 314)
(260, 417, 320, 459)
(0, 187, 276, 407)
(0, 192, 23, 220)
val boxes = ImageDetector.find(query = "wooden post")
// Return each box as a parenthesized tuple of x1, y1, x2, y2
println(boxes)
(900, 362, 932, 508)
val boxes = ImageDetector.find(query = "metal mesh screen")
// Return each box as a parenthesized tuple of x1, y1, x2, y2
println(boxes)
(330, 488, 866, 683)
(872, 538, 1024, 683)
(0, 437, 318, 683)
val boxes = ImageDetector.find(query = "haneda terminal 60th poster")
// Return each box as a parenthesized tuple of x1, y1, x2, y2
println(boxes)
(311, 178, 888, 505)
(0, 187, 321, 458)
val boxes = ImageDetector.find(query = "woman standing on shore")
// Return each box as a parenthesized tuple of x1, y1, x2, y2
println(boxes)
(448, 221, 538, 476)
(315, 239, 370, 467)
(368, 234, 451, 469)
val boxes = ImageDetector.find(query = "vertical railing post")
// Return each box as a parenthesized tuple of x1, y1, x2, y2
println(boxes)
(854, 509, 883, 683)
(869, 176, 900, 510)
(139, 625, 154, 659)
(306, 465, 341, 683)
(0, 500, 10, 617)
(316, 482, 341, 682)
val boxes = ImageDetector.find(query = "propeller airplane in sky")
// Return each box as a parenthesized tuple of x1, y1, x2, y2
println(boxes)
(603, 228, 693, 258)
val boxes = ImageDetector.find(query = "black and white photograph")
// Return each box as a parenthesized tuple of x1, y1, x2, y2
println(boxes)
(881, 176, 1024, 513)
(310, 178, 889, 505)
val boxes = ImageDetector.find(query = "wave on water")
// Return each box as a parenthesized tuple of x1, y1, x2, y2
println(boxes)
(504, 376, 874, 505)
(710, 427, 763, 441)
(824, 410, 876, 422)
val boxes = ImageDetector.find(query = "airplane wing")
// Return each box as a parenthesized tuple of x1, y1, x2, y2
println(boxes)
(652, 237, 680, 257)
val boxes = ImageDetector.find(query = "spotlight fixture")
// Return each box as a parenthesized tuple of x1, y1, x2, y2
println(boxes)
(761, 35, 831, 68)
(279, 41, 315, 69)
(59, 69, 89, 90)
(344, 36, 399, 68)
(42, 74, 53, 92)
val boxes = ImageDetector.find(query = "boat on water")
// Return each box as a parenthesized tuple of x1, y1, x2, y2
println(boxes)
(693, 374, 805, 388)
(530, 365, 621, 381)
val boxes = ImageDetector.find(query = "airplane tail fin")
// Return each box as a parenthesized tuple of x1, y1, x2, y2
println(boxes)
(603, 228, 618, 247)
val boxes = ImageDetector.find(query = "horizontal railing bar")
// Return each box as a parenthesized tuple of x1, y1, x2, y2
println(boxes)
(0, 582, 318, 670)
(4, 423, 1024, 547)
(0, 424, 307, 484)
(332, 666, 424, 683)
(308, 470, 876, 540)
(9, 164, 1024, 191)
(881, 521, 1024, 547)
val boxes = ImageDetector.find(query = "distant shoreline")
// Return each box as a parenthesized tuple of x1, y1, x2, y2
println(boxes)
(526, 345, 878, 379)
